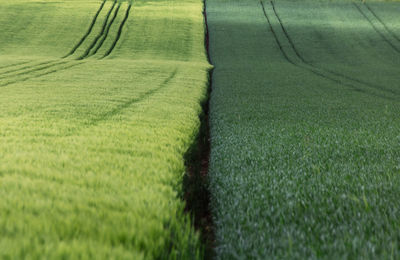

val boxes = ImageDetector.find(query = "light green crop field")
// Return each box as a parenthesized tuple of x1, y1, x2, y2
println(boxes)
(0, 0, 210, 258)
(207, 0, 400, 258)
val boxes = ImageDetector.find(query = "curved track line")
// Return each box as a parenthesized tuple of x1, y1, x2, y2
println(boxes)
(353, 3, 400, 54)
(0, 1, 107, 80)
(63, 0, 107, 58)
(260, 0, 395, 101)
(0, 61, 33, 71)
(90, 3, 121, 57)
(0, 60, 56, 76)
(270, 1, 307, 64)
(365, 3, 400, 43)
(103, 3, 132, 58)
(79, 0, 117, 60)
(0, 61, 86, 88)
(261, 1, 350, 83)
(0, 1, 111, 86)
(0, 60, 68, 80)
(270, 1, 400, 96)
(86, 68, 178, 126)
(260, 1, 293, 64)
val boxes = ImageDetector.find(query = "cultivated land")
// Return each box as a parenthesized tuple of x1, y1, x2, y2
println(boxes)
(207, 0, 400, 258)
(0, 0, 210, 258)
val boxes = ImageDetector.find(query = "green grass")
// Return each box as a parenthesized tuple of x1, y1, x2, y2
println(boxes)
(0, 0, 210, 258)
(207, 0, 400, 258)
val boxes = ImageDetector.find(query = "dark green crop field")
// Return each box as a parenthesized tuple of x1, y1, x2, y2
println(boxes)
(207, 0, 400, 258)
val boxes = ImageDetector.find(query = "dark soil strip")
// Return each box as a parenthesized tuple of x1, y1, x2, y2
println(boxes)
(353, 3, 400, 53)
(63, 0, 106, 58)
(270, 1, 400, 97)
(0, 61, 85, 88)
(90, 3, 121, 57)
(183, 1, 214, 259)
(102, 3, 132, 58)
(79, 0, 117, 60)
(260, 0, 396, 101)
(365, 3, 400, 43)
(0, 61, 32, 71)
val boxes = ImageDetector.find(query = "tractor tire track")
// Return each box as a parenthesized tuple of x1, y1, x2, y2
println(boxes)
(260, 1, 293, 64)
(0, 1, 114, 86)
(0, 60, 56, 77)
(0, 60, 33, 71)
(353, 3, 400, 54)
(364, 3, 400, 43)
(0, 1, 128, 87)
(90, 3, 122, 57)
(261, 1, 354, 85)
(260, 0, 395, 101)
(269, 1, 400, 97)
(103, 3, 132, 58)
(0, 60, 68, 81)
(0, 61, 86, 88)
(63, 0, 107, 58)
(270, 1, 307, 64)
(84, 68, 178, 127)
(79, 0, 118, 60)
(0, 1, 109, 81)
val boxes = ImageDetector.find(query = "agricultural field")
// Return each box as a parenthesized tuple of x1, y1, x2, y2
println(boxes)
(2, 0, 400, 258)
(0, 0, 210, 258)
(207, 0, 400, 259)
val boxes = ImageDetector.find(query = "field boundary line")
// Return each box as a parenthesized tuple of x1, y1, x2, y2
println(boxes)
(102, 2, 132, 58)
(0, 61, 86, 88)
(63, 0, 107, 58)
(78, 0, 118, 60)
(364, 3, 400, 43)
(90, 3, 122, 57)
(270, 1, 400, 97)
(353, 3, 400, 54)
